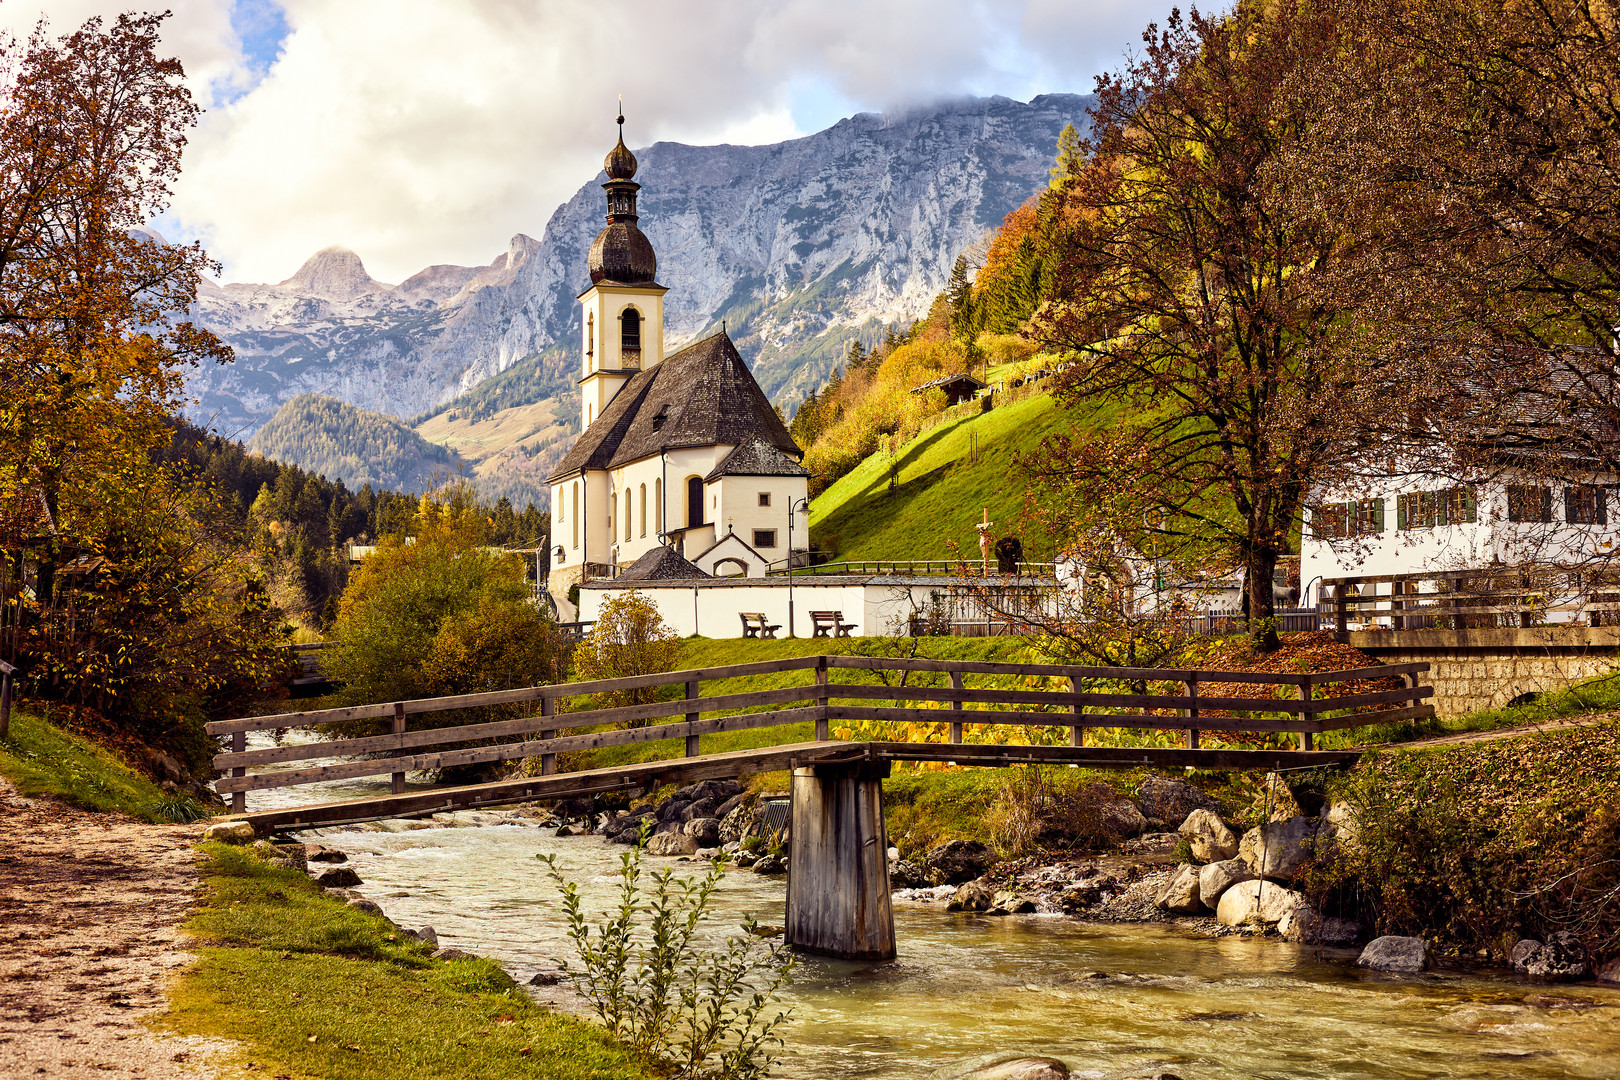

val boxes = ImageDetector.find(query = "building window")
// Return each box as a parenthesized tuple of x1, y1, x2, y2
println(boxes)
(1566, 485, 1608, 525)
(753, 529, 777, 549)
(624, 490, 632, 541)
(639, 484, 647, 537)
(621, 307, 641, 362)
(1507, 485, 1554, 523)
(758, 492, 771, 507)
(571, 483, 579, 549)
(687, 476, 704, 527)
(1310, 498, 1384, 539)
(586, 312, 594, 368)
(655, 478, 662, 532)
(1397, 486, 1477, 529)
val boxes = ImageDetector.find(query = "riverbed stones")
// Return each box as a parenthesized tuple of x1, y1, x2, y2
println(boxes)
(751, 854, 786, 875)
(948, 880, 995, 912)
(940, 1056, 1070, 1080)
(1100, 799, 1148, 839)
(1596, 957, 1620, 984)
(1238, 816, 1326, 880)
(1179, 809, 1238, 863)
(681, 797, 718, 822)
(313, 866, 362, 888)
(304, 844, 348, 863)
(1277, 904, 1361, 945)
(1155, 863, 1204, 914)
(528, 969, 563, 986)
(1357, 935, 1429, 973)
(1198, 858, 1254, 909)
(346, 897, 385, 918)
(1510, 933, 1589, 980)
(925, 840, 996, 885)
(1215, 880, 1305, 927)
(201, 821, 255, 844)
(405, 926, 438, 947)
(889, 859, 928, 889)
(645, 832, 698, 857)
(1136, 777, 1218, 829)
(683, 817, 721, 847)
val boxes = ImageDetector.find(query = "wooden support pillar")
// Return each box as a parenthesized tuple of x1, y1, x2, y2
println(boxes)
(391, 702, 407, 794)
(540, 695, 556, 776)
(814, 659, 830, 742)
(785, 760, 895, 961)
(231, 730, 246, 814)
(1069, 673, 1084, 747)
(685, 679, 701, 757)
(1297, 679, 1313, 751)
(1334, 584, 1349, 643)
(1391, 580, 1405, 631)
(1183, 677, 1200, 749)
(949, 670, 964, 745)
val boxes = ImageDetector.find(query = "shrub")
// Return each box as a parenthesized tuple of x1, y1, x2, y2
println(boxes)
(574, 591, 682, 717)
(538, 844, 795, 1080)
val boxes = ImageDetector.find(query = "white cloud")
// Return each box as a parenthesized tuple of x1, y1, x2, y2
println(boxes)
(8, 0, 1175, 283)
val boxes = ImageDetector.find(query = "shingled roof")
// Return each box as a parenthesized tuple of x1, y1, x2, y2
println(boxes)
(705, 435, 811, 482)
(549, 331, 801, 481)
(614, 545, 710, 582)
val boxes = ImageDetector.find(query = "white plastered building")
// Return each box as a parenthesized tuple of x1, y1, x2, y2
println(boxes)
(547, 114, 809, 609)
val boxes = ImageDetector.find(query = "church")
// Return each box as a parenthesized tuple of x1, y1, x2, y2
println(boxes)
(547, 114, 810, 610)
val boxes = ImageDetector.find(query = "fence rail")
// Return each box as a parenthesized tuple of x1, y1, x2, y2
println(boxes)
(1322, 568, 1620, 634)
(209, 654, 1431, 813)
(767, 559, 1058, 578)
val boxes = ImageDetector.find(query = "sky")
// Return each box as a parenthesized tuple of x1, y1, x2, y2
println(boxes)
(7, 1, 1178, 284)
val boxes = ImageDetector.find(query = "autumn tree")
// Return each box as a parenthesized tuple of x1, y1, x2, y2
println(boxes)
(573, 591, 681, 717)
(1028, 2, 1371, 650)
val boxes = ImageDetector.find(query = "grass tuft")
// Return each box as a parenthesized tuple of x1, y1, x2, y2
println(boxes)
(0, 709, 192, 822)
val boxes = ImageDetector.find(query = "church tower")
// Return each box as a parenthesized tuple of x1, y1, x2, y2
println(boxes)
(577, 110, 668, 432)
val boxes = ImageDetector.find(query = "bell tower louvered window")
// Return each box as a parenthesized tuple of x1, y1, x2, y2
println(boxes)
(621, 308, 641, 366)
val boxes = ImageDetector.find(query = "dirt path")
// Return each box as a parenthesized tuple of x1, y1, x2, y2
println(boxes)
(1394, 711, 1618, 750)
(0, 778, 233, 1079)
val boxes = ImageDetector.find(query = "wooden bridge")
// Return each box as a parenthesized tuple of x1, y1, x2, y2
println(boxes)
(210, 654, 1432, 960)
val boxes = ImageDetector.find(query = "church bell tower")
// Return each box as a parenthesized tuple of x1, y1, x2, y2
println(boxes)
(578, 109, 668, 433)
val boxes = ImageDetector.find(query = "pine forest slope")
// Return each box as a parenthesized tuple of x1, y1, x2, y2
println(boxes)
(248, 394, 465, 495)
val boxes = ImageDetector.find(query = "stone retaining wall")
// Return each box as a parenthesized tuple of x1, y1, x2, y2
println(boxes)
(1348, 627, 1620, 716)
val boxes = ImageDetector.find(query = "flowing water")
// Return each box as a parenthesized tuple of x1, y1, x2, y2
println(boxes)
(237, 747, 1620, 1079)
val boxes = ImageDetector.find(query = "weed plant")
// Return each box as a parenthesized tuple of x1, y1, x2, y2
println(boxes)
(538, 838, 795, 1080)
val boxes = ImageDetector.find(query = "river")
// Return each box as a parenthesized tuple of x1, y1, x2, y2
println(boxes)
(235, 738, 1620, 1079)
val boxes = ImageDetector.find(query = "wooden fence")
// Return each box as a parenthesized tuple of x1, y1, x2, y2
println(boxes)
(208, 654, 1432, 813)
(1322, 568, 1620, 634)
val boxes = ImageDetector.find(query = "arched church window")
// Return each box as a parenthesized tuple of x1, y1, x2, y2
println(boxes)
(621, 308, 641, 362)
(687, 476, 704, 528)
(586, 312, 594, 369)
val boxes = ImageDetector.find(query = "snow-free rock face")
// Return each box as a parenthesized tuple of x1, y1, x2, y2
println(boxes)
(184, 94, 1094, 443)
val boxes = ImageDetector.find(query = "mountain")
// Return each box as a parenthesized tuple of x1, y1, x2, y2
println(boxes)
(186, 93, 1094, 506)
(248, 394, 466, 494)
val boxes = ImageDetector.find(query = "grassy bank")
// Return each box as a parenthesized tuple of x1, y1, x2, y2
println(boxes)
(0, 708, 202, 822)
(166, 843, 656, 1080)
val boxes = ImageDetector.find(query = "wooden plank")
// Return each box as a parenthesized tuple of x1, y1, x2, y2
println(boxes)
(212, 683, 823, 769)
(217, 706, 828, 794)
(540, 696, 556, 776)
(685, 680, 700, 758)
(864, 741, 1361, 771)
(949, 670, 964, 745)
(390, 702, 406, 795)
(1302, 684, 1433, 714)
(236, 740, 863, 833)
(1314, 703, 1437, 731)
(1303, 662, 1431, 685)
(821, 682, 1317, 714)
(831, 705, 1317, 734)
(815, 659, 830, 742)
(825, 655, 1312, 685)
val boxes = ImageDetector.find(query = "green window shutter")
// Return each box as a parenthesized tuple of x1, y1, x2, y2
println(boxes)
(1542, 487, 1555, 523)
(1435, 490, 1447, 527)
(1464, 485, 1477, 523)
(1372, 498, 1385, 532)
(1599, 488, 1609, 526)
(1564, 487, 1577, 523)
(1397, 495, 1408, 530)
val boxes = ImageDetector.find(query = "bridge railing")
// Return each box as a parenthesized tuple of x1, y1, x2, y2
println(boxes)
(208, 654, 1432, 813)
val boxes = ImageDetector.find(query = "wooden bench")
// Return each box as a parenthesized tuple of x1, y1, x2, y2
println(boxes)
(739, 612, 781, 639)
(809, 611, 858, 638)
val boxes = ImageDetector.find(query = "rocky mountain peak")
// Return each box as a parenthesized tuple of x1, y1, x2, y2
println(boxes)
(280, 245, 390, 301)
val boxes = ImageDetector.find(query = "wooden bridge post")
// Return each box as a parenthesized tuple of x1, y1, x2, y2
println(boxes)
(785, 760, 896, 961)
(685, 680, 701, 757)
(1069, 673, 1084, 747)
(231, 731, 246, 814)
(391, 702, 407, 794)
(1297, 679, 1314, 751)
(814, 657, 830, 741)
(540, 696, 556, 776)
(1334, 583, 1349, 643)
(949, 670, 964, 745)
(1183, 677, 1200, 749)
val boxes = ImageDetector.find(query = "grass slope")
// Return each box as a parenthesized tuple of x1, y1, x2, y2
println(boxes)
(167, 843, 655, 1080)
(808, 391, 1089, 561)
(0, 710, 193, 822)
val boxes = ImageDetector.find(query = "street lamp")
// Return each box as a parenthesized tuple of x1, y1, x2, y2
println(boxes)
(786, 496, 809, 638)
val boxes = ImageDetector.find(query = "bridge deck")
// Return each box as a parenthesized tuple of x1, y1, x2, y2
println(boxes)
(236, 740, 1359, 834)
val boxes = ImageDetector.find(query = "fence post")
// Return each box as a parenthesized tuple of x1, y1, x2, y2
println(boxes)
(1069, 672, 1084, 747)
(540, 695, 556, 776)
(1391, 580, 1405, 631)
(1334, 583, 1349, 642)
(815, 656, 830, 741)
(1182, 677, 1199, 749)
(949, 669, 964, 745)
(1297, 679, 1313, 751)
(231, 730, 246, 814)
(0, 659, 12, 741)
(685, 679, 701, 757)
(391, 702, 407, 794)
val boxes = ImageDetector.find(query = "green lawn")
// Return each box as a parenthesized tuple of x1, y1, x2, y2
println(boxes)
(809, 391, 1089, 561)
(166, 843, 657, 1080)
(0, 709, 205, 822)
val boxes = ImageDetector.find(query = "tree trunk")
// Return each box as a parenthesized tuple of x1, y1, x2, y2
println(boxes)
(1246, 543, 1281, 652)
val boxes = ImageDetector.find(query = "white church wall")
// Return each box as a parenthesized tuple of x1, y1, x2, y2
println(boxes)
(713, 475, 808, 556)
(579, 581, 892, 638)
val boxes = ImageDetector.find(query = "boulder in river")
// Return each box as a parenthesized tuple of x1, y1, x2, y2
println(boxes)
(681, 797, 718, 822)
(1155, 863, 1204, 914)
(1100, 799, 1148, 839)
(1179, 808, 1238, 863)
(989, 889, 1036, 915)
(314, 866, 362, 888)
(1215, 880, 1305, 927)
(1198, 858, 1254, 909)
(1238, 816, 1327, 880)
(1596, 957, 1620, 984)
(346, 897, 385, 918)
(304, 845, 348, 863)
(1252, 773, 1305, 821)
(683, 816, 721, 847)
(1277, 904, 1361, 945)
(1357, 935, 1428, 973)
(931, 1054, 1070, 1080)
(925, 840, 995, 886)
(1136, 776, 1217, 829)
(889, 859, 928, 889)
(948, 880, 995, 912)
(529, 969, 564, 986)
(751, 854, 787, 875)
(1510, 933, 1589, 980)
(201, 821, 255, 844)
(646, 832, 698, 857)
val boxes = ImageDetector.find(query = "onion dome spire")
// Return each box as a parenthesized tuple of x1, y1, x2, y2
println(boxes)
(588, 104, 657, 285)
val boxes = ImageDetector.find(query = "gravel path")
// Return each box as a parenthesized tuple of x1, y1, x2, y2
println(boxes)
(1395, 711, 1617, 750)
(0, 778, 233, 1079)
